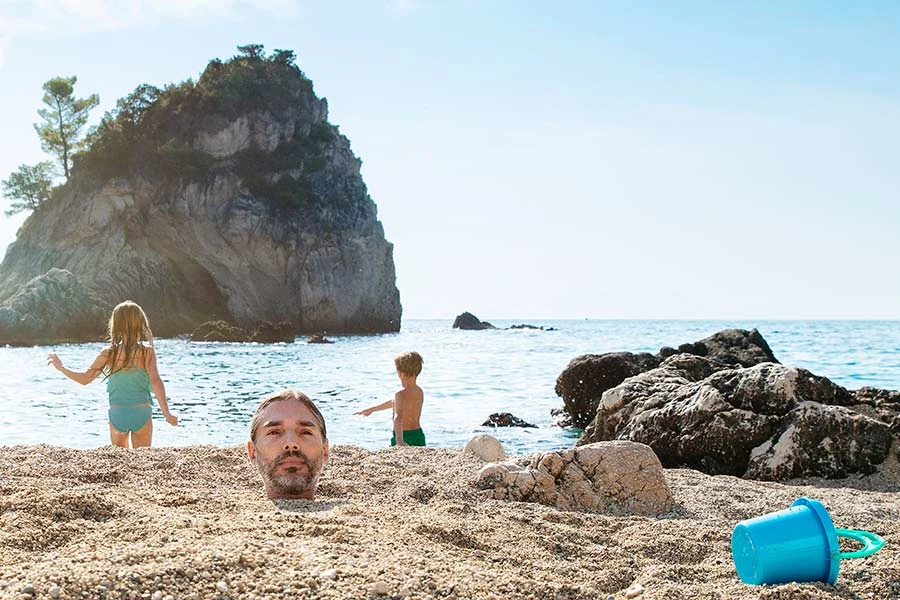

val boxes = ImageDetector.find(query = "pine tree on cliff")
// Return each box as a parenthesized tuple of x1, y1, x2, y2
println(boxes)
(1, 162, 54, 216)
(34, 76, 99, 182)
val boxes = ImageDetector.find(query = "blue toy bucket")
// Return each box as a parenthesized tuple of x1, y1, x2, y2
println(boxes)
(731, 497, 885, 585)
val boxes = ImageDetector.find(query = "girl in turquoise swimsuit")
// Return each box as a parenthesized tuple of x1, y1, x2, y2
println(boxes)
(48, 300, 178, 448)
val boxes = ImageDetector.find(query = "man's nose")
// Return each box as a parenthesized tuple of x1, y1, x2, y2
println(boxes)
(282, 432, 301, 449)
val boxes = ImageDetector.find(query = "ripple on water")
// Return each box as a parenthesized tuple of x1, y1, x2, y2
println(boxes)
(3, 319, 897, 450)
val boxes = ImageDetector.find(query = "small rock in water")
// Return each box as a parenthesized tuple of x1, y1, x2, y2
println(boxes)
(215, 581, 228, 593)
(481, 412, 536, 428)
(625, 582, 645, 598)
(320, 568, 338, 580)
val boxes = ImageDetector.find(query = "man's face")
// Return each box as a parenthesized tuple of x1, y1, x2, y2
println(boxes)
(247, 399, 329, 499)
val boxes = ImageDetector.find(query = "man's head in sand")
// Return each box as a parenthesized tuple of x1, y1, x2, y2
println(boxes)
(247, 389, 329, 500)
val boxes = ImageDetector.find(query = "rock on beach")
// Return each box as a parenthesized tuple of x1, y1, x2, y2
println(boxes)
(1, 443, 899, 599)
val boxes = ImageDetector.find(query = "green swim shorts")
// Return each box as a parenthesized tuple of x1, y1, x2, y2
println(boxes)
(390, 428, 426, 447)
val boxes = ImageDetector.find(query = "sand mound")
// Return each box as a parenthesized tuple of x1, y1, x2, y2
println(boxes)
(1, 444, 898, 599)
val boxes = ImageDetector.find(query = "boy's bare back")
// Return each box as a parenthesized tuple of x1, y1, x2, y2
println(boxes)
(394, 383, 424, 430)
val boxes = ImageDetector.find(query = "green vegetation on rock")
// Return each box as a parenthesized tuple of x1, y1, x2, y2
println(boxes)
(34, 76, 100, 182)
(1, 76, 97, 217)
(73, 44, 343, 221)
(1, 162, 55, 216)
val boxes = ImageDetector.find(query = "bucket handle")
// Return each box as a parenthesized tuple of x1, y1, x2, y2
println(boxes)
(835, 528, 885, 559)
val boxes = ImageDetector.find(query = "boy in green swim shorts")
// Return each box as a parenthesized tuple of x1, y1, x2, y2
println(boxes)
(355, 351, 426, 447)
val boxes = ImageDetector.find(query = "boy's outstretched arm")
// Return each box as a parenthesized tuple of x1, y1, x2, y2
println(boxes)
(48, 351, 106, 386)
(354, 399, 393, 416)
(393, 392, 406, 447)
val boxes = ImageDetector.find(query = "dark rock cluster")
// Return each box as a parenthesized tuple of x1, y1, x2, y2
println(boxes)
(481, 413, 537, 428)
(555, 328, 899, 481)
(452, 312, 556, 331)
(554, 352, 661, 429)
(555, 328, 775, 430)
(452, 312, 495, 330)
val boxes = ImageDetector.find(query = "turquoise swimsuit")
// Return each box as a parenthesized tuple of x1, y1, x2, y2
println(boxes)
(106, 368, 154, 432)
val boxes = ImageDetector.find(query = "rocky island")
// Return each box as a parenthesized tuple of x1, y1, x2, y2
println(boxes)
(0, 46, 401, 344)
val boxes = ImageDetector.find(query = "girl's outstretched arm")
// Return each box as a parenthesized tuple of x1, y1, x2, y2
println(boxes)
(48, 351, 107, 385)
(144, 347, 178, 426)
(354, 399, 393, 416)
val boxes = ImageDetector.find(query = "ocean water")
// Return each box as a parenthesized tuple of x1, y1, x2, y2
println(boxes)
(1, 319, 897, 453)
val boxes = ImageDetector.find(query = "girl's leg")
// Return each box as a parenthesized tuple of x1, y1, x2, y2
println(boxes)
(109, 424, 130, 448)
(131, 418, 153, 448)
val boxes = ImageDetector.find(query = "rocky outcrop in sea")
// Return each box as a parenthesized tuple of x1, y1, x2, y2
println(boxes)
(555, 328, 777, 429)
(481, 413, 537, 428)
(0, 48, 401, 344)
(556, 328, 899, 481)
(452, 312, 495, 330)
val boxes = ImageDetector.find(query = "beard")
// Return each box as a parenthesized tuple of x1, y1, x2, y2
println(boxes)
(258, 449, 324, 497)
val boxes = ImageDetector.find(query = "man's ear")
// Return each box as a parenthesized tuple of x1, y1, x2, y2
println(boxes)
(247, 440, 256, 462)
(323, 440, 330, 463)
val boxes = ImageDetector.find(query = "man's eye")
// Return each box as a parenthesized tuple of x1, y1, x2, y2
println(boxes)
(300, 430, 313, 436)
(266, 430, 281, 436)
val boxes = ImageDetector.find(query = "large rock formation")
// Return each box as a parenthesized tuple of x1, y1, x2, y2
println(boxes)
(555, 328, 777, 429)
(557, 328, 899, 480)
(0, 268, 109, 345)
(0, 47, 401, 343)
(578, 354, 896, 480)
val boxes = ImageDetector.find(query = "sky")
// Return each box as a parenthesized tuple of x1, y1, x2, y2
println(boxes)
(1, 1, 898, 320)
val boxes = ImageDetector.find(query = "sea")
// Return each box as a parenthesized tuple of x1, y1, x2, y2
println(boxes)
(1, 319, 897, 454)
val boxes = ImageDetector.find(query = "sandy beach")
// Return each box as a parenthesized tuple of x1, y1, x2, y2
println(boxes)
(1, 443, 898, 600)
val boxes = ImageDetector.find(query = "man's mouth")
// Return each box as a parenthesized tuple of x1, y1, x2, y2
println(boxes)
(275, 453, 310, 471)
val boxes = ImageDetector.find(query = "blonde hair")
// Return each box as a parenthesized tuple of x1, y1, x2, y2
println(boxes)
(394, 351, 423, 377)
(105, 300, 154, 376)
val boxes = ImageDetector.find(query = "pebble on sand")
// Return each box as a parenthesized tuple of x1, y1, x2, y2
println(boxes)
(369, 580, 389, 595)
